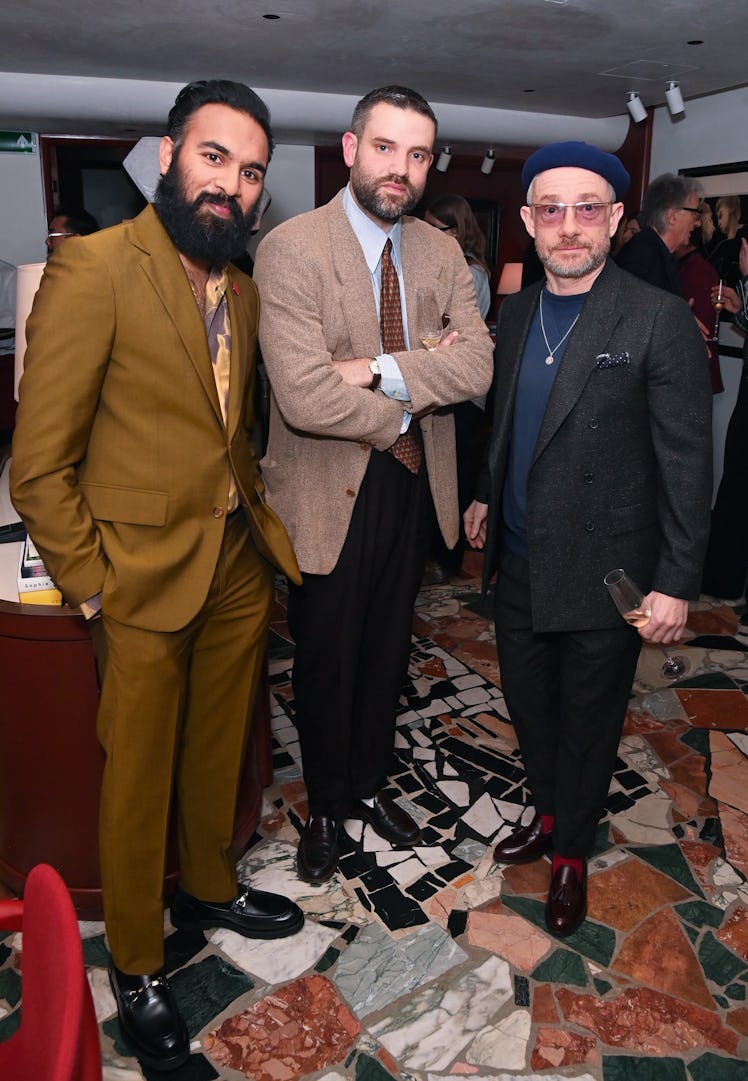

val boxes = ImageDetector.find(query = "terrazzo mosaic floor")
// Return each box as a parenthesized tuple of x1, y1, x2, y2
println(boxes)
(3, 553, 748, 1080)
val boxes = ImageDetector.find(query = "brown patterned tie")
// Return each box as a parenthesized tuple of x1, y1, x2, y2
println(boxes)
(380, 238, 422, 474)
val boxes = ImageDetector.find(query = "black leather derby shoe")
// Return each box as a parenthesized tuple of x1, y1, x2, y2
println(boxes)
(170, 883, 304, 938)
(350, 790, 422, 847)
(109, 965, 189, 1071)
(297, 815, 340, 883)
(493, 813, 553, 864)
(545, 862, 587, 937)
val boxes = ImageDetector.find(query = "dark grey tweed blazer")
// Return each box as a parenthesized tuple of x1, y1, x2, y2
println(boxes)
(478, 258, 712, 632)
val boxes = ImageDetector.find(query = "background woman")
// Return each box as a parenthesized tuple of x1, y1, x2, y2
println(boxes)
(424, 194, 491, 577)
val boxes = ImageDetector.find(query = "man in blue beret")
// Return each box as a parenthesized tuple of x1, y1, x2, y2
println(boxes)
(465, 141, 711, 936)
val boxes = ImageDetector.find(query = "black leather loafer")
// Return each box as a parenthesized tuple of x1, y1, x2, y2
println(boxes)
(109, 965, 189, 1071)
(170, 883, 304, 939)
(545, 862, 587, 937)
(493, 813, 553, 864)
(297, 815, 340, 883)
(349, 790, 422, 847)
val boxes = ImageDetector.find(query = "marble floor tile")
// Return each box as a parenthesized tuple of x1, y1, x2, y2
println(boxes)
(708, 731, 748, 814)
(332, 922, 467, 1017)
(611, 907, 715, 1009)
(204, 974, 360, 1081)
(557, 984, 739, 1056)
(467, 904, 553, 971)
(368, 955, 513, 1072)
(586, 857, 690, 930)
(675, 687, 748, 730)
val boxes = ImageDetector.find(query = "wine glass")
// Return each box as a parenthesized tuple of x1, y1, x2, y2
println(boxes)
(416, 291, 448, 351)
(708, 280, 725, 343)
(603, 568, 690, 680)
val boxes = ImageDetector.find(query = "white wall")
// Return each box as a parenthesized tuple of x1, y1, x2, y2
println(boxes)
(650, 85, 748, 499)
(249, 144, 315, 253)
(0, 147, 47, 267)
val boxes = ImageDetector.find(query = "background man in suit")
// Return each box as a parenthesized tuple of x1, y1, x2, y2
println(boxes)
(45, 207, 100, 256)
(11, 80, 304, 1072)
(615, 172, 703, 294)
(254, 86, 493, 884)
(465, 141, 711, 937)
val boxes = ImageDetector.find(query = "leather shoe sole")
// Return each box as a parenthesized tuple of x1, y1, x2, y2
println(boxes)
(493, 813, 552, 864)
(349, 791, 422, 847)
(545, 863, 587, 937)
(297, 816, 340, 884)
(109, 966, 189, 1071)
(170, 884, 304, 939)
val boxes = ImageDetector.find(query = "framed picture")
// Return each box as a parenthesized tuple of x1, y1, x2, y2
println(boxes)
(680, 161, 748, 359)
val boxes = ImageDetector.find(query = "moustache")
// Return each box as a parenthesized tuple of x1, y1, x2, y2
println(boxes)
(193, 192, 242, 218)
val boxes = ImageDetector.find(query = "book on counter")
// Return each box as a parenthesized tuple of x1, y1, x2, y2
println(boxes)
(17, 534, 62, 605)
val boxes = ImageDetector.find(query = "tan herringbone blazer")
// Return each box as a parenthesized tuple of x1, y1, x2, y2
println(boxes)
(254, 190, 493, 574)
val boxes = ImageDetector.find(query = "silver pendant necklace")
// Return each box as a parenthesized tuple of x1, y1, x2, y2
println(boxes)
(539, 290, 580, 366)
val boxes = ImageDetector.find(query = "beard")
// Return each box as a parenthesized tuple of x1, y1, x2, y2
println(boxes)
(350, 160, 423, 223)
(536, 235, 610, 279)
(154, 156, 257, 265)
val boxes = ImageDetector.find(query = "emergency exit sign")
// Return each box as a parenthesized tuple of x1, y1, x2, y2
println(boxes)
(0, 131, 36, 153)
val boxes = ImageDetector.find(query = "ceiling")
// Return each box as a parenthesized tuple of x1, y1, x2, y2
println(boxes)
(1, 0, 746, 143)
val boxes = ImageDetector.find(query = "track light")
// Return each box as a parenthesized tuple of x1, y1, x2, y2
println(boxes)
(435, 146, 452, 173)
(626, 92, 647, 124)
(481, 150, 496, 175)
(665, 81, 685, 116)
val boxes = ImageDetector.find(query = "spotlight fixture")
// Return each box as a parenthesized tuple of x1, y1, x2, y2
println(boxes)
(435, 146, 452, 173)
(626, 92, 647, 124)
(665, 80, 685, 116)
(481, 150, 496, 175)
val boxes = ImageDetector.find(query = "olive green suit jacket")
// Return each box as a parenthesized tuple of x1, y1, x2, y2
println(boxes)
(11, 205, 299, 631)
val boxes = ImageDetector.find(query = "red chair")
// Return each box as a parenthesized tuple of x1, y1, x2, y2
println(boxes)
(0, 863, 102, 1080)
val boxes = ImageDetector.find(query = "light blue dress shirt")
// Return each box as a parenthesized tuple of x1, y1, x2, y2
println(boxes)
(342, 185, 412, 427)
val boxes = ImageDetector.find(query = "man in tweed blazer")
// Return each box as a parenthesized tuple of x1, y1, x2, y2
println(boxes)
(254, 86, 493, 883)
(465, 141, 711, 937)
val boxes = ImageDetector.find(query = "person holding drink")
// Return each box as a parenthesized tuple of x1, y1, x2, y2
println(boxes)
(464, 141, 712, 936)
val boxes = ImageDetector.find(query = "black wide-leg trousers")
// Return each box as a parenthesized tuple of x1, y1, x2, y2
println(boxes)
(287, 449, 432, 817)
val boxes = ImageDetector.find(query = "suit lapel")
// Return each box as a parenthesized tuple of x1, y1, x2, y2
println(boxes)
(489, 283, 542, 474)
(532, 261, 624, 464)
(326, 194, 382, 357)
(130, 206, 223, 424)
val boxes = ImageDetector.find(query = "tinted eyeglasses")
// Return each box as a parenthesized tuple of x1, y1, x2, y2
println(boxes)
(530, 202, 614, 226)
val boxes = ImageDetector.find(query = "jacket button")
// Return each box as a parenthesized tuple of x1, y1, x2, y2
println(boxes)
(584, 521, 595, 532)
(345, 488, 356, 498)
(212, 506, 225, 518)
(588, 418, 599, 429)
(584, 471, 594, 483)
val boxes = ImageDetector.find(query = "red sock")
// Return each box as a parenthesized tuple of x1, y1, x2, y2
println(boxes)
(552, 854, 584, 878)
(540, 814, 555, 834)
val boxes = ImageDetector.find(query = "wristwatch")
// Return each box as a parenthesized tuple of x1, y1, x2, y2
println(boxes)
(368, 358, 381, 390)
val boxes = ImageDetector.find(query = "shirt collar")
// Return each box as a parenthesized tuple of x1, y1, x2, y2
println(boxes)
(343, 183, 403, 275)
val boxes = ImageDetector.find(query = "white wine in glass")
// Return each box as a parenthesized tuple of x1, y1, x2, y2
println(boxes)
(709, 280, 725, 343)
(603, 568, 690, 680)
(416, 291, 448, 351)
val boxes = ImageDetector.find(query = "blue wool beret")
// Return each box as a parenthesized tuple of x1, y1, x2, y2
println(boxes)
(522, 141, 630, 199)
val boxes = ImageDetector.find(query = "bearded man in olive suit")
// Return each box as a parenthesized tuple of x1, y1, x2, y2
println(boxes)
(11, 80, 304, 1073)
